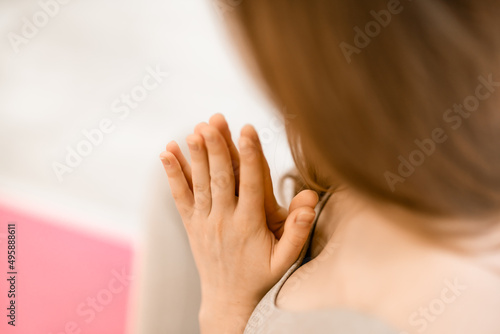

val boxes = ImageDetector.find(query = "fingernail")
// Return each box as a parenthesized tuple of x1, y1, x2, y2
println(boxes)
(159, 154, 171, 166)
(202, 130, 215, 143)
(239, 138, 253, 154)
(240, 138, 251, 148)
(296, 212, 315, 226)
(187, 141, 199, 151)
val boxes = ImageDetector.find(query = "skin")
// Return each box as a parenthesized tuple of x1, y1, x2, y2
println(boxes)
(160, 114, 500, 334)
(160, 113, 318, 333)
(276, 187, 500, 334)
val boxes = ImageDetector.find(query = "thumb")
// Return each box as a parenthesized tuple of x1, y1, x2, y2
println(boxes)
(272, 190, 319, 239)
(289, 189, 319, 213)
(272, 207, 316, 275)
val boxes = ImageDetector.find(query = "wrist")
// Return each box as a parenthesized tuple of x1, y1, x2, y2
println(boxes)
(199, 299, 257, 334)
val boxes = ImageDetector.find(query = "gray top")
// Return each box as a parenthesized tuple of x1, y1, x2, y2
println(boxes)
(244, 193, 400, 334)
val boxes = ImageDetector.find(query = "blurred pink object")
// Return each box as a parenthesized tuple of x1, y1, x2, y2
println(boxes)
(0, 203, 133, 334)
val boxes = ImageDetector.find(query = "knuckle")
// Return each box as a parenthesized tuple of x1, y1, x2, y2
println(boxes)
(240, 139, 259, 159)
(207, 141, 224, 154)
(180, 207, 193, 218)
(287, 233, 306, 248)
(194, 197, 211, 212)
(171, 195, 194, 215)
(211, 171, 233, 191)
(167, 166, 182, 177)
(193, 183, 210, 194)
(171, 189, 188, 201)
(241, 147, 258, 162)
(240, 181, 260, 193)
(190, 210, 206, 223)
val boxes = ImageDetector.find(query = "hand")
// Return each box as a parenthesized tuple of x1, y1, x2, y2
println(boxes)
(159, 114, 318, 333)
(166, 113, 319, 239)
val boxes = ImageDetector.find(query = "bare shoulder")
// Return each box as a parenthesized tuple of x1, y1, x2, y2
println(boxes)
(277, 238, 500, 334)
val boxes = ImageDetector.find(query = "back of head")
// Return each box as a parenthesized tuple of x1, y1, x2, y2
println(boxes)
(229, 0, 500, 222)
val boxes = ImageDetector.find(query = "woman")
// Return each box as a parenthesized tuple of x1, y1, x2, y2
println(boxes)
(160, 1, 500, 333)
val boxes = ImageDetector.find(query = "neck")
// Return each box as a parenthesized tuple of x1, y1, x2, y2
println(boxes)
(312, 186, 500, 277)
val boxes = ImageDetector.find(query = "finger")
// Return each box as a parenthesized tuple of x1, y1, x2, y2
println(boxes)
(242, 122, 289, 231)
(239, 125, 288, 233)
(194, 121, 209, 139)
(166, 140, 192, 190)
(260, 148, 288, 228)
(208, 113, 241, 194)
(272, 190, 319, 239)
(186, 133, 212, 215)
(237, 125, 265, 212)
(199, 124, 236, 211)
(160, 151, 195, 217)
(208, 116, 289, 231)
(272, 207, 316, 274)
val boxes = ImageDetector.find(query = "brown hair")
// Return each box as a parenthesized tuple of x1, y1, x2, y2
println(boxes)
(228, 0, 500, 220)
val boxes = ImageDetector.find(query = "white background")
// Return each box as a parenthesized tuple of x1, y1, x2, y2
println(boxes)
(0, 0, 294, 244)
